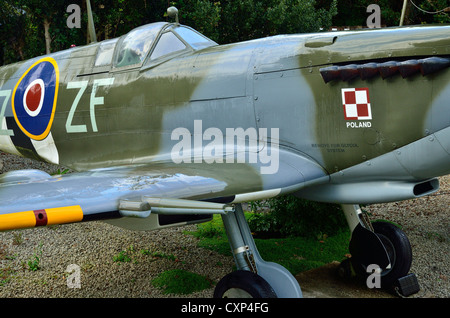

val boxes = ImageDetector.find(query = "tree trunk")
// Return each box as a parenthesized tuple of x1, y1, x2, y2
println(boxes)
(44, 18, 51, 54)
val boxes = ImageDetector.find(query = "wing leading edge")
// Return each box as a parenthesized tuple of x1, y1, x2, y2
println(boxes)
(0, 150, 329, 231)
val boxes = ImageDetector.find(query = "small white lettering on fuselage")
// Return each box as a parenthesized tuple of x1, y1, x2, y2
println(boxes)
(346, 121, 372, 129)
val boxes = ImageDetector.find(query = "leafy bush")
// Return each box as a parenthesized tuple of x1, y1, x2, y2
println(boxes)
(151, 269, 213, 295)
(248, 195, 348, 238)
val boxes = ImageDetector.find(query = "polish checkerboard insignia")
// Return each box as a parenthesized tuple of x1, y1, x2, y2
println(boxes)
(341, 88, 372, 121)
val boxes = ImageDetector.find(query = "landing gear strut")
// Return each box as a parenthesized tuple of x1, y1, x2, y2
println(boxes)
(214, 203, 302, 298)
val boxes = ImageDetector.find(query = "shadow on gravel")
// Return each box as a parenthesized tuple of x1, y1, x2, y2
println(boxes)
(296, 261, 397, 298)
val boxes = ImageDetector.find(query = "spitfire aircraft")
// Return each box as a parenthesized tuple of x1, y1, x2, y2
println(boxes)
(0, 6, 449, 298)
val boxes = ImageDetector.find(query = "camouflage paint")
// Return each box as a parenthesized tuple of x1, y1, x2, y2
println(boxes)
(300, 26, 450, 173)
(0, 22, 267, 197)
(1, 22, 450, 202)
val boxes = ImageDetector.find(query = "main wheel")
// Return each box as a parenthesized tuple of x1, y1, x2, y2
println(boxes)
(213, 270, 277, 298)
(371, 221, 412, 286)
(351, 221, 412, 287)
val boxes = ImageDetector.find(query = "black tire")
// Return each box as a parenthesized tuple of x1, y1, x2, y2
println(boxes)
(351, 221, 412, 288)
(213, 270, 277, 298)
(371, 221, 412, 286)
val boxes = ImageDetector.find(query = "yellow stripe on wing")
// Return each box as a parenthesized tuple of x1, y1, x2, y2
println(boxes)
(0, 205, 83, 231)
(0, 211, 36, 231)
(46, 206, 83, 225)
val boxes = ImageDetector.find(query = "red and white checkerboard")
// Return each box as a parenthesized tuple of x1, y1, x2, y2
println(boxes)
(341, 88, 372, 120)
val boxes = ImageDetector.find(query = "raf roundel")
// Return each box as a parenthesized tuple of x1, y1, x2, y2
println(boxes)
(12, 57, 59, 141)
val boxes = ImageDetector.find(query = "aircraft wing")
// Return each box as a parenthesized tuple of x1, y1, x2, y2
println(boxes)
(0, 149, 328, 231)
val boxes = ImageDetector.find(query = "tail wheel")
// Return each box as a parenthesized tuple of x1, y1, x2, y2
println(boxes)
(213, 270, 277, 298)
(351, 221, 413, 287)
(371, 221, 412, 286)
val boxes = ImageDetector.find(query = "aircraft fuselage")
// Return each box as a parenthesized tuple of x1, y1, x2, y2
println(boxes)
(0, 23, 449, 204)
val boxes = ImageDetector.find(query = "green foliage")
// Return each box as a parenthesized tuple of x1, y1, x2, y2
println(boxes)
(192, 214, 226, 239)
(0, 265, 15, 286)
(411, 0, 450, 24)
(27, 243, 43, 271)
(141, 249, 178, 262)
(176, 0, 221, 41)
(190, 214, 351, 275)
(265, 0, 338, 34)
(333, 0, 450, 27)
(0, 0, 339, 65)
(215, 0, 338, 43)
(254, 230, 350, 274)
(151, 269, 213, 294)
(53, 168, 70, 176)
(248, 195, 347, 238)
(113, 250, 132, 263)
(2, 0, 450, 65)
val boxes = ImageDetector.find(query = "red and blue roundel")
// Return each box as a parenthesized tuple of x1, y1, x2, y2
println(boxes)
(12, 57, 59, 140)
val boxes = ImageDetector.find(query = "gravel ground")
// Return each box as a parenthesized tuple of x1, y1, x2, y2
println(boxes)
(0, 152, 448, 298)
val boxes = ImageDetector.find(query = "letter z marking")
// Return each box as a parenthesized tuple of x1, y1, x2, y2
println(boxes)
(66, 81, 88, 133)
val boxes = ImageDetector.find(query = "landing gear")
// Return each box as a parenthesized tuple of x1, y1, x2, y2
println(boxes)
(214, 203, 302, 298)
(349, 221, 413, 285)
(370, 221, 412, 284)
(341, 204, 418, 295)
(214, 270, 277, 298)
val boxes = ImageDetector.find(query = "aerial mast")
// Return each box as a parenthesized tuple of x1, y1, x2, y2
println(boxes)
(86, 0, 97, 42)
(399, 0, 408, 26)
(167, 6, 180, 25)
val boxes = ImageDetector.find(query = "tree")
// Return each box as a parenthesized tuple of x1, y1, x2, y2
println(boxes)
(0, 1, 28, 62)
(16, 1, 71, 54)
(332, 0, 450, 28)
(175, 0, 221, 42)
(409, 0, 450, 24)
(201, 0, 338, 44)
(3, 0, 447, 66)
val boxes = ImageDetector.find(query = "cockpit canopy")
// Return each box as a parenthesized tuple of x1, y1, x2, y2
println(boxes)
(94, 22, 217, 69)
